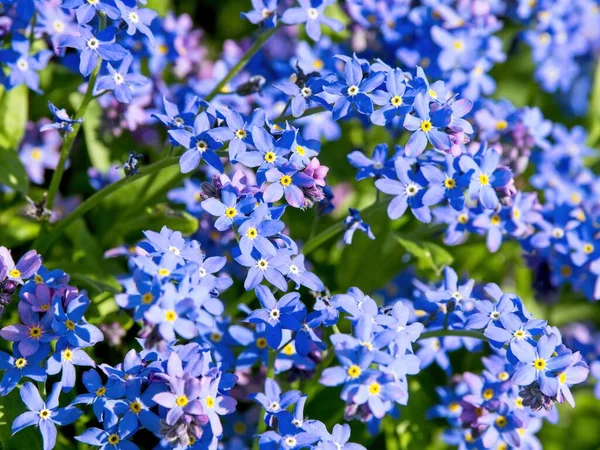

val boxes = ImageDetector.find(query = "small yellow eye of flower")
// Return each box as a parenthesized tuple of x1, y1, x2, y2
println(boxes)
(559, 372, 567, 384)
(225, 207, 237, 218)
(256, 337, 268, 349)
(264, 151, 276, 163)
(313, 59, 324, 70)
(257, 259, 269, 270)
(448, 402, 461, 413)
(347, 85, 359, 96)
(583, 243, 594, 254)
(391, 95, 403, 106)
(40, 304, 50, 311)
(31, 149, 42, 160)
(108, 434, 120, 445)
(130, 401, 142, 413)
(165, 310, 177, 322)
(498, 371, 509, 381)
(533, 358, 546, 370)
(246, 227, 258, 239)
(210, 332, 222, 342)
(96, 387, 107, 397)
(515, 397, 524, 408)
(347, 365, 362, 379)
(495, 416, 507, 428)
(420, 120, 432, 132)
(65, 320, 76, 331)
(142, 293, 154, 304)
(188, 435, 197, 445)
(444, 178, 456, 189)
(453, 40, 464, 51)
(15, 358, 27, 369)
(8, 269, 21, 278)
(34, 274, 44, 284)
(295, 145, 305, 155)
(128, 11, 139, 23)
(196, 141, 207, 152)
(283, 343, 295, 355)
(158, 268, 171, 277)
(496, 120, 508, 130)
(368, 382, 381, 395)
(497, 443, 508, 450)
(39, 409, 51, 419)
(479, 173, 490, 185)
(280, 175, 292, 186)
(513, 329, 526, 339)
(176, 395, 189, 407)
(512, 208, 521, 219)
(427, 88, 437, 99)
(482, 388, 494, 400)
(491, 215, 501, 226)
(63, 349, 73, 361)
(458, 213, 469, 224)
(284, 437, 298, 447)
(235, 129, 247, 139)
(206, 396, 215, 408)
(29, 327, 42, 338)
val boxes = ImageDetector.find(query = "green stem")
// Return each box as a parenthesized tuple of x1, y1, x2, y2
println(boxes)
(302, 198, 391, 255)
(45, 63, 101, 211)
(34, 156, 180, 254)
(275, 106, 326, 123)
(205, 25, 280, 104)
(332, 324, 341, 334)
(418, 329, 487, 341)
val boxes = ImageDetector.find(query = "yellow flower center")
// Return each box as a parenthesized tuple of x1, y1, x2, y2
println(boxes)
(561, 265, 572, 277)
(498, 371, 509, 381)
(495, 416, 507, 428)
(448, 402, 461, 413)
(347, 365, 362, 379)
(40, 304, 50, 311)
(210, 332, 222, 342)
(496, 120, 508, 130)
(206, 396, 215, 408)
(235, 129, 247, 139)
(176, 395, 189, 407)
(427, 88, 437, 99)
(453, 40, 464, 51)
(533, 358, 546, 370)
(158, 268, 171, 277)
(313, 59, 324, 70)
(63, 349, 73, 361)
(256, 337, 268, 349)
(29, 327, 42, 338)
(280, 175, 292, 186)
(225, 207, 237, 218)
(420, 120, 432, 132)
(108, 434, 120, 445)
(515, 397, 524, 408)
(264, 151, 276, 163)
(31, 148, 42, 160)
(583, 243, 594, 254)
(482, 388, 494, 400)
(491, 215, 501, 226)
(559, 372, 567, 384)
(457, 213, 468, 224)
(39, 409, 51, 419)
(368, 382, 381, 395)
(391, 95, 403, 106)
(479, 173, 490, 185)
(96, 387, 107, 397)
(295, 145, 305, 155)
(8, 269, 21, 278)
(444, 178, 456, 189)
(246, 227, 258, 239)
(34, 274, 43, 283)
(142, 293, 154, 304)
(15, 358, 27, 369)
(512, 208, 521, 220)
(65, 320, 76, 331)
(282, 343, 295, 355)
(513, 329, 526, 339)
(130, 401, 142, 413)
(165, 310, 177, 322)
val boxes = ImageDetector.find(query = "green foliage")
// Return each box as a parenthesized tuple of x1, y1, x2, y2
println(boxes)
(74, 95, 112, 172)
(0, 388, 43, 450)
(0, 150, 29, 194)
(0, 84, 28, 150)
(396, 236, 454, 275)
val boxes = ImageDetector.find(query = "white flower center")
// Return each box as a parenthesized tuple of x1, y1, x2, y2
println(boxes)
(113, 73, 125, 85)
(128, 11, 139, 23)
(16, 58, 28, 71)
(405, 183, 419, 197)
(87, 38, 99, 50)
(289, 264, 300, 275)
(301, 87, 312, 97)
(307, 8, 319, 19)
(52, 20, 65, 33)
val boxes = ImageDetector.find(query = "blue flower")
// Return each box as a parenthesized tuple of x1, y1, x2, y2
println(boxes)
(0, 344, 48, 395)
(70, 369, 125, 421)
(58, 25, 128, 77)
(40, 102, 83, 134)
(347, 143, 396, 181)
(403, 93, 452, 157)
(201, 185, 255, 231)
(115, 0, 157, 44)
(281, 0, 344, 41)
(371, 68, 412, 126)
(235, 250, 289, 291)
(242, 0, 278, 28)
(12, 382, 83, 450)
(52, 293, 103, 347)
(170, 112, 224, 173)
(75, 409, 140, 450)
(249, 378, 301, 426)
(273, 75, 331, 118)
(46, 341, 96, 392)
(420, 156, 465, 210)
(95, 53, 147, 104)
(237, 204, 284, 256)
(0, 34, 52, 93)
(343, 208, 375, 245)
(61, 0, 120, 24)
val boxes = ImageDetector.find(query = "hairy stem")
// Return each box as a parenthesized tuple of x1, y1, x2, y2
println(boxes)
(418, 329, 487, 341)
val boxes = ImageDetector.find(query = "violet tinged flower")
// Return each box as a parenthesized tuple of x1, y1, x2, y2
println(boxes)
(242, 0, 278, 28)
(61, 0, 120, 25)
(0, 247, 42, 283)
(237, 204, 284, 256)
(115, 0, 156, 44)
(201, 185, 255, 231)
(347, 143, 396, 180)
(170, 112, 224, 173)
(277, 128, 321, 169)
(343, 208, 375, 245)
(0, 344, 48, 395)
(263, 165, 315, 208)
(420, 156, 465, 210)
(374, 158, 432, 223)
(95, 53, 147, 104)
(280, 253, 324, 291)
(52, 293, 103, 347)
(294, 310, 325, 357)
(479, 404, 523, 448)
(76, 409, 139, 450)
(325, 57, 385, 121)
(236, 126, 287, 183)
(371, 68, 412, 126)
(459, 147, 513, 210)
(40, 102, 83, 134)
(12, 382, 82, 450)
(59, 25, 128, 77)
(0, 34, 52, 93)
(210, 107, 266, 160)
(46, 341, 96, 392)
(273, 75, 331, 118)
(281, 0, 344, 41)
(555, 354, 589, 407)
(511, 334, 571, 396)
(144, 284, 197, 341)
(0, 302, 55, 357)
(245, 285, 303, 348)
(249, 378, 301, 426)
(198, 374, 237, 437)
(143, 226, 189, 263)
(403, 93, 452, 157)
(70, 369, 125, 422)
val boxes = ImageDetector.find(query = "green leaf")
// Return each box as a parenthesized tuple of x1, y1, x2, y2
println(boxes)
(587, 63, 600, 146)
(395, 236, 453, 275)
(0, 203, 39, 247)
(0, 149, 29, 193)
(0, 387, 43, 450)
(0, 84, 28, 150)
(69, 94, 111, 171)
(146, 0, 172, 16)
